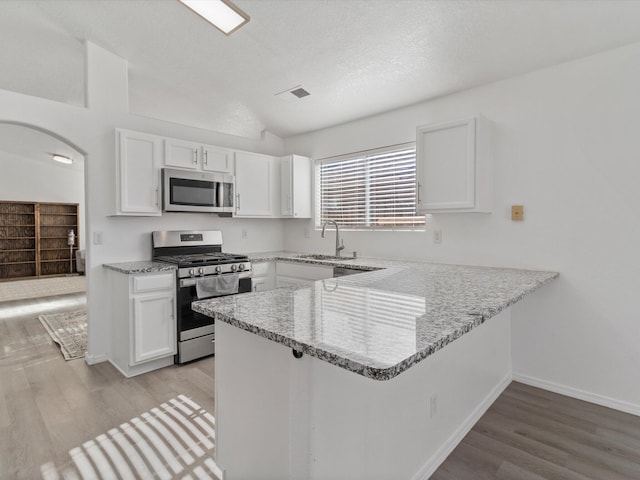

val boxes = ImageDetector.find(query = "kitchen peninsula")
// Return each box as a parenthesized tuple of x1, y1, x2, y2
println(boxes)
(193, 256, 558, 480)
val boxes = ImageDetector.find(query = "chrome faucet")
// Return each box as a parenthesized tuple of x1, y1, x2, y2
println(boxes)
(321, 220, 345, 257)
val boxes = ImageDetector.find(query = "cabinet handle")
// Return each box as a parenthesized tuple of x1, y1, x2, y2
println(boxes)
(204, 150, 208, 166)
(155, 188, 159, 207)
(236, 193, 240, 210)
(193, 149, 198, 165)
(417, 182, 421, 204)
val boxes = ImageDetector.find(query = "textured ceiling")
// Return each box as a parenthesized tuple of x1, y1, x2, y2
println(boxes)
(2, 1, 640, 139)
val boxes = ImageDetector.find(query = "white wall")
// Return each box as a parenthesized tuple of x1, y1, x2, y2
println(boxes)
(283, 43, 640, 413)
(0, 150, 85, 248)
(0, 42, 286, 364)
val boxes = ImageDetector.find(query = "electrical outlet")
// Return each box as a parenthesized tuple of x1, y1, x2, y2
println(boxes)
(433, 230, 442, 244)
(93, 231, 104, 245)
(429, 394, 438, 419)
(241, 228, 247, 239)
(304, 227, 311, 238)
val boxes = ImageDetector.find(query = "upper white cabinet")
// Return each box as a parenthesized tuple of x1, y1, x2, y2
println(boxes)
(164, 138, 234, 173)
(164, 138, 200, 170)
(235, 151, 279, 217)
(202, 144, 234, 173)
(280, 155, 312, 218)
(416, 115, 492, 213)
(115, 129, 162, 216)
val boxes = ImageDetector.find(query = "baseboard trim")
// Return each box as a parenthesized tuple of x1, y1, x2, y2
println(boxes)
(411, 372, 512, 480)
(84, 353, 108, 365)
(513, 372, 640, 417)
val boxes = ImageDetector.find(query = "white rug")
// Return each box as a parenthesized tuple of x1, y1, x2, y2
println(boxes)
(0, 276, 86, 303)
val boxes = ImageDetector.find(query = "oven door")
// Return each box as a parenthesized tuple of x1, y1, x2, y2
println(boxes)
(178, 276, 251, 339)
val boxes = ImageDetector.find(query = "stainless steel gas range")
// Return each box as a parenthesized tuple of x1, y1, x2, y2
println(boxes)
(152, 230, 252, 363)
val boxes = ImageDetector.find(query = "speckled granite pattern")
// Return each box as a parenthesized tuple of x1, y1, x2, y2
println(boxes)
(103, 261, 177, 274)
(193, 255, 558, 381)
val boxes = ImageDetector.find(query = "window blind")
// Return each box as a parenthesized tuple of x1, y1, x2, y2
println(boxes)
(317, 144, 425, 229)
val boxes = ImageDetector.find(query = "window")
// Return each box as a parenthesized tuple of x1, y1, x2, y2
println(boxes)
(316, 143, 425, 230)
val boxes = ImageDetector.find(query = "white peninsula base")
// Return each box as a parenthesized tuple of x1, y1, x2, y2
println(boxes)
(214, 307, 512, 480)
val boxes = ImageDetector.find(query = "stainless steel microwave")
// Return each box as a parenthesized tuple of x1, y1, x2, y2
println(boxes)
(162, 168, 234, 213)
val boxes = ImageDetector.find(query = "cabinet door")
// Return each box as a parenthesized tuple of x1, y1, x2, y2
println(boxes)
(416, 116, 492, 213)
(290, 155, 312, 218)
(235, 152, 276, 217)
(165, 138, 200, 170)
(280, 155, 293, 216)
(202, 145, 233, 173)
(117, 129, 161, 215)
(131, 291, 176, 364)
(417, 118, 475, 211)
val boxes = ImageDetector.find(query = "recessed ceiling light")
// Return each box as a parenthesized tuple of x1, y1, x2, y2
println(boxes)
(53, 154, 73, 165)
(178, 0, 250, 35)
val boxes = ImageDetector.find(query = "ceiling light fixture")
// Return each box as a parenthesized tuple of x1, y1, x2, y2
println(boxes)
(178, 0, 250, 35)
(52, 154, 73, 165)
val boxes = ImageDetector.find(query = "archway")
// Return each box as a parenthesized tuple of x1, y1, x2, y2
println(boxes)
(0, 120, 90, 351)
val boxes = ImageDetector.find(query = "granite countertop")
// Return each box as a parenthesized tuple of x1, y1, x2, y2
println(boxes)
(103, 261, 177, 274)
(193, 254, 558, 381)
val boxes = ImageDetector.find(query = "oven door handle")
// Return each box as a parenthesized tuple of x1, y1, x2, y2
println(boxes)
(180, 278, 197, 288)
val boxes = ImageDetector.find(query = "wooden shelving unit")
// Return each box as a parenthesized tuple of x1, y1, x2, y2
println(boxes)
(0, 201, 79, 281)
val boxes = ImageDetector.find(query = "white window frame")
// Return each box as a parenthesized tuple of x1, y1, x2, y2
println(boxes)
(315, 143, 426, 232)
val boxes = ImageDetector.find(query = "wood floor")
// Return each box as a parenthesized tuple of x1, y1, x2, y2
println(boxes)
(431, 383, 640, 480)
(1, 294, 639, 479)
(0, 293, 217, 479)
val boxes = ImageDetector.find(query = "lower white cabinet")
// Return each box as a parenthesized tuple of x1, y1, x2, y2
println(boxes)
(251, 261, 276, 292)
(108, 270, 177, 377)
(275, 262, 333, 287)
(132, 291, 175, 364)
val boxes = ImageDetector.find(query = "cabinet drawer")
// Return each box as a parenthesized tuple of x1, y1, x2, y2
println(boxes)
(132, 273, 174, 293)
(276, 262, 333, 280)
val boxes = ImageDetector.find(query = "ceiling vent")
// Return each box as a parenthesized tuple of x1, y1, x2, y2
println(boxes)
(275, 85, 311, 102)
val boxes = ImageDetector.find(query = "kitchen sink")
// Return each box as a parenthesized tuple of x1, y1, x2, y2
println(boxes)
(295, 254, 345, 261)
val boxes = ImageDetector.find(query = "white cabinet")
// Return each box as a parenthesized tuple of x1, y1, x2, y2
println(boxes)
(164, 138, 234, 173)
(235, 151, 279, 217)
(202, 144, 234, 173)
(416, 115, 492, 213)
(115, 129, 162, 216)
(132, 291, 175, 363)
(280, 155, 312, 218)
(108, 269, 177, 377)
(164, 138, 200, 170)
(251, 261, 276, 292)
(276, 261, 333, 287)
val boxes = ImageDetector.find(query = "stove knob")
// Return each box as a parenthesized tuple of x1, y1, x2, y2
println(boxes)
(231, 264, 237, 272)
(198, 267, 205, 276)
(238, 263, 245, 271)
(215, 266, 222, 274)
(189, 269, 195, 277)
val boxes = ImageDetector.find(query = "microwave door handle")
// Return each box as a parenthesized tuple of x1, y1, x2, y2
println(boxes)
(217, 182, 224, 208)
